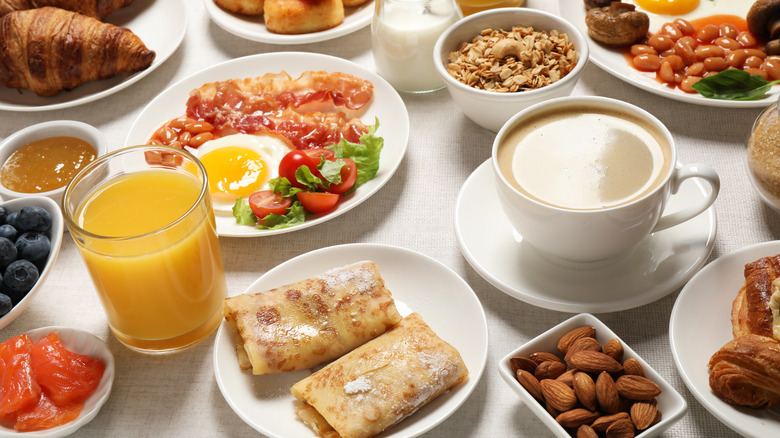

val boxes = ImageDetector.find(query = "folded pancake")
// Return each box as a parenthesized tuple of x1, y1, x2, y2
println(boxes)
(223, 261, 402, 375)
(291, 313, 469, 438)
(732, 254, 780, 342)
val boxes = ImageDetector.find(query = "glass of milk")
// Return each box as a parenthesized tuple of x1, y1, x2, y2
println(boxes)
(371, 0, 461, 93)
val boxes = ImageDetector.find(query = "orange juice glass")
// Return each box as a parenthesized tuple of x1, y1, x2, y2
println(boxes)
(62, 145, 227, 354)
(456, 0, 525, 16)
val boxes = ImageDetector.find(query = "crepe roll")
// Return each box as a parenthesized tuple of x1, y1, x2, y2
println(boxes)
(223, 261, 402, 375)
(291, 313, 469, 438)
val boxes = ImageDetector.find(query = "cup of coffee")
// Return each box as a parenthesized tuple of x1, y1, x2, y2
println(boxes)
(492, 96, 719, 263)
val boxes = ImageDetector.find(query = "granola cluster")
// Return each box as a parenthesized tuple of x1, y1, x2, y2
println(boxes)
(446, 26, 578, 93)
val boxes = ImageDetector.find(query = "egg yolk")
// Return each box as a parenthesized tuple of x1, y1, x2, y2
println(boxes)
(635, 0, 699, 15)
(199, 146, 269, 202)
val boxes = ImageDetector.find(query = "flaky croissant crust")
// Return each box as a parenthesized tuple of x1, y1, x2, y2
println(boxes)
(708, 334, 780, 409)
(731, 254, 780, 341)
(0, 0, 134, 20)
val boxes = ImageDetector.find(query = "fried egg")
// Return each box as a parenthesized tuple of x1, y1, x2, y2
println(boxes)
(194, 133, 293, 213)
(628, 0, 752, 32)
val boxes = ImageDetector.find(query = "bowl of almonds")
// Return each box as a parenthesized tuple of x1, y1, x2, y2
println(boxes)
(498, 313, 686, 438)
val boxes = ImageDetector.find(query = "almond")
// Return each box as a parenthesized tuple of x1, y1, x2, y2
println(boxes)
(510, 356, 537, 375)
(557, 325, 596, 354)
(630, 401, 658, 430)
(516, 369, 544, 402)
(615, 375, 662, 400)
(595, 371, 621, 414)
(535, 360, 568, 380)
(556, 408, 600, 428)
(540, 378, 578, 412)
(577, 424, 599, 438)
(622, 357, 645, 377)
(556, 368, 576, 386)
(572, 372, 597, 411)
(565, 336, 602, 364)
(605, 418, 635, 438)
(530, 351, 562, 365)
(591, 412, 630, 432)
(603, 338, 624, 362)
(569, 350, 623, 374)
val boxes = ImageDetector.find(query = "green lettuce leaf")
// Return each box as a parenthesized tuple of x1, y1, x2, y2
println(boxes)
(326, 119, 383, 190)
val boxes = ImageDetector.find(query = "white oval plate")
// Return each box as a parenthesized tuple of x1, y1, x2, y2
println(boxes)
(670, 241, 780, 437)
(0, 0, 187, 112)
(0, 326, 115, 438)
(125, 52, 409, 237)
(213, 243, 488, 438)
(203, 0, 373, 44)
(556, 1, 779, 108)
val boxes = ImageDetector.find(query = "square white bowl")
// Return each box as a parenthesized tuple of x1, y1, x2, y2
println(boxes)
(497, 313, 687, 437)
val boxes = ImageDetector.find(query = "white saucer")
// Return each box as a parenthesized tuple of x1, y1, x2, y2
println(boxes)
(454, 160, 717, 313)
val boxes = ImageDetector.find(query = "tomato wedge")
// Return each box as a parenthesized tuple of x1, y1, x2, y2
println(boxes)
(0, 335, 41, 422)
(30, 332, 105, 406)
(249, 190, 292, 220)
(324, 158, 357, 195)
(297, 192, 340, 213)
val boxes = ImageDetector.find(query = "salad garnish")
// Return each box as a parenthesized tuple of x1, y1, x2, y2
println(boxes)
(692, 69, 780, 101)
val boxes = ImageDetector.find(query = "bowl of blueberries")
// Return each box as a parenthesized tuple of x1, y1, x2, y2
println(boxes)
(0, 195, 63, 329)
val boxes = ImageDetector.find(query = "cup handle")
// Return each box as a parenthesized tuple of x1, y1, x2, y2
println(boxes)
(651, 163, 720, 233)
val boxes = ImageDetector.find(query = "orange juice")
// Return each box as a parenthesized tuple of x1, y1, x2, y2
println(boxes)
(456, 0, 525, 16)
(67, 157, 227, 353)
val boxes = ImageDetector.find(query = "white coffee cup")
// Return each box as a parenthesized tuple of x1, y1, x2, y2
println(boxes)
(492, 96, 719, 263)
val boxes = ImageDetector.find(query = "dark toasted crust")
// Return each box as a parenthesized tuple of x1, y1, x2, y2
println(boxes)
(731, 255, 780, 341)
(709, 334, 780, 409)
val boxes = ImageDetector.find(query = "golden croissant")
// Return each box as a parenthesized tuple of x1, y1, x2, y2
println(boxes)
(0, 7, 155, 96)
(0, 0, 134, 20)
(708, 334, 780, 409)
(732, 254, 780, 342)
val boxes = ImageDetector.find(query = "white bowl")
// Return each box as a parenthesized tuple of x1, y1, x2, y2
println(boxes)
(433, 7, 589, 132)
(0, 326, 115, 437)
(498, 313, 687, 437)
(0, 196, 64, 330)
(0, 121, 107, 205)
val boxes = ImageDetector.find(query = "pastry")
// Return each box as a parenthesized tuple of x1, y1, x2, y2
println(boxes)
(263, 0, 343, 34)
(731, 254, 780, 342)
(708, 334, 780, 409)
(222, 261, 402, 375)
(0, 0, 134, 20)
(291, 313, 469, 438)
(0, 7, 155, 96)
(213, 0, 264, 16)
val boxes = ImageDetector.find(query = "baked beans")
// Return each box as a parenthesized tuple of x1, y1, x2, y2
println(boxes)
(630, 19, 776, 94)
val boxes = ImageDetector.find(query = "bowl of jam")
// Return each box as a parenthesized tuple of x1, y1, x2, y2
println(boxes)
(0, 121, 107, 205)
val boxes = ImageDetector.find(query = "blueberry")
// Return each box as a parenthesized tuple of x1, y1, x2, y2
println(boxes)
(17, 206, 52, 233)
(0, 237, 17, 268)
(5, 211, 18, 229)
(0, 206, 7, 225)
(15, 232, 50, 264)
(0, 224, 18, 241)
(4, 260, 38, 295)
(0, 293, 11, 316)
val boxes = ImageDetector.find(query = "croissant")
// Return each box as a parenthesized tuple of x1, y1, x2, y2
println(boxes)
(708, 334, 780, 409)
(0, 0, 134, 20)
(0, 7, 155, 96)
(731, 254, 780, 342)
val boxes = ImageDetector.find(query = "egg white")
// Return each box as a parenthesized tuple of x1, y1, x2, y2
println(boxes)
(194, 133, 293, 213)
(626, 0, 753, 32)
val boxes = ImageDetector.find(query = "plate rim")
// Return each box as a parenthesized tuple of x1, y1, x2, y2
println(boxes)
(212, 242, 489, 438)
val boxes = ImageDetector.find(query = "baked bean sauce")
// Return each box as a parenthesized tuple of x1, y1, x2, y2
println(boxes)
(0, 136, 96, 193)
(627, 16, 780, 93)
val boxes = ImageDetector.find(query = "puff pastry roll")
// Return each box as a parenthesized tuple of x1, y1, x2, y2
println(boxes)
(223, 261, 402, 375)
(0, 0, 134, 20)
(291, 313, 469, 438)
(708, 334, 780, 409)
(732, 254, 780, 342)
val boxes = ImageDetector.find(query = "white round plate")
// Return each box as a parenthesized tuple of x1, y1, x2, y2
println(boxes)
(454, 160, 717, 313)
(556, 2, 780, 108)
(213, 243, 488, 438)
(203, 0, 373, 44)
(670, 241, 780, 437)
(125, 52, 409, 237)
(0, 326, 115, 438)
(0, 0, 187, 112)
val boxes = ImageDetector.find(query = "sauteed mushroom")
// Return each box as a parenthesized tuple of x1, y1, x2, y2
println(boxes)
(747, 0, 780, 55)
(585, 2, 649, 46)
(584, 0, 612, 9)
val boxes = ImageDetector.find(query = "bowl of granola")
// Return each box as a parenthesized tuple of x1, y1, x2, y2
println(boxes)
(434, 7, 589, 132)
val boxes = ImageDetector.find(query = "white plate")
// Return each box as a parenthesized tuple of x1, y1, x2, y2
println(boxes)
(203, 0, 373, 44)
(213, 243, 488, 438)
(0, 0, 187, 112)
(125, 52, 409, 237)
(670, 241, 780, 437)
(556, 2, 780, 108)
(454, 160, 716, 313)
(0, 326, 115, 438)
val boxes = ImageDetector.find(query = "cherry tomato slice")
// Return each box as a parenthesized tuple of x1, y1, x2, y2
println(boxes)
(297, 192, 340, 214)
(249, 191, 292, 219)
(324, 158, 357, 195)
(278, 150, 319, 189)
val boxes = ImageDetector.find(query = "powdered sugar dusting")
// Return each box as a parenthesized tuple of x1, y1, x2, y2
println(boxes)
(344, 376, 373, 394)
(319, 262, 379, 294)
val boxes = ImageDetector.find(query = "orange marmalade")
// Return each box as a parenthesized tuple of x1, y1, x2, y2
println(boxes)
(1, 137, 96, 193)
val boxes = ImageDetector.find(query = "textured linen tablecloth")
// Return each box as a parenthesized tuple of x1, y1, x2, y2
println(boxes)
(0, 1, 772, 437)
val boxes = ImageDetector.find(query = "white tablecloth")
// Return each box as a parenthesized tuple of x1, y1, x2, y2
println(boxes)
(0, 1, 770, 437)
